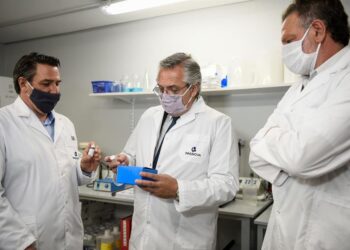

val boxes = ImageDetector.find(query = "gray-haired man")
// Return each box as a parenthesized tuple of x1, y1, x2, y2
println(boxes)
(107, 52, 239, 250)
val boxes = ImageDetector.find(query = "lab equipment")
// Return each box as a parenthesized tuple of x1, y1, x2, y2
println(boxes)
(236, 177, 266, 201)
(201, 64, 224, 89)
(131, 74, 143, 92)
(121, 75, 132, 92)
(104, 155, 118, 184)
(116, 166, 157, 185)
(88, 144, 95, 157)
(93, 178, 126, 192)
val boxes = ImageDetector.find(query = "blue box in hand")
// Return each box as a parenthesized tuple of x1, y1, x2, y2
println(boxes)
(116, 166, 158, 185)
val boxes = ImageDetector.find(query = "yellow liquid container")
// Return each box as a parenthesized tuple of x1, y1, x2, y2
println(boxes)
(100, 229, 113, 250)
(112, 226, 121, 250)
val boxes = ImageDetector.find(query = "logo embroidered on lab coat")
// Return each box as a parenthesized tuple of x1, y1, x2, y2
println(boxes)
(185, 146, 201, 157)
(72, 151, 80, 160)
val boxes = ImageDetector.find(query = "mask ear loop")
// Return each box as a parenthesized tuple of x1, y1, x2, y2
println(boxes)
(179, 84, 193, 97)
(311, 42, 322, 71)
(184, 84, 197, 108)
(301, 23, 322, 72)
(301, 25, 312, 53)
(25, 81, 34, 97)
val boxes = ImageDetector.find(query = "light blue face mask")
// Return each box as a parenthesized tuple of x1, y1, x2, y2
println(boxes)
(159, 84, 193, 116)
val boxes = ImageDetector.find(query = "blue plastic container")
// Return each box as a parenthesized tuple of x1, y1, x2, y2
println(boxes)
(91, 81, 114, 93)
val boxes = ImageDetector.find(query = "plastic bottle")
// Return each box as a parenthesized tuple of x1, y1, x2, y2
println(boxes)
(95, 233, 103, 250)
(121, 75, 132, 92)
(132, 74, 143, 92)
(228, 58, 243, 87)
(143, 71, 150, 91)
(100, 229, 114, 250)
(88, 144, 95, 157)
(112, 226, 121, 250)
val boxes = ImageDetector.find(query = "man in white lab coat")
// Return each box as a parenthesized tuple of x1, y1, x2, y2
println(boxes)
(249, 0, 350, 249)
(0, 52, 101, 250)
(107, 53, 239, 250)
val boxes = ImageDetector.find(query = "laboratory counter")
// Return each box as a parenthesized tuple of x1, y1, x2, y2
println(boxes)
(79, 185, 272, 250)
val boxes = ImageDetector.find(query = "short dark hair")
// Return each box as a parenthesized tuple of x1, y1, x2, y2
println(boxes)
(282, 0, 349, 46)
(13, 52, 60, 94)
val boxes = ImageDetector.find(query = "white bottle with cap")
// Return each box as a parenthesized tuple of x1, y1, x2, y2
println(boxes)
(88, 144, 95, 157)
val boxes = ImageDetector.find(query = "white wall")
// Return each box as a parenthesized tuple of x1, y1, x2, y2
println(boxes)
(0, 44, 5, 76)
(0, 0, 299, 176)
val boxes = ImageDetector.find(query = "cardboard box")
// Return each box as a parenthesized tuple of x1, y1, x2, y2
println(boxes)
(120, 215, 132, 250)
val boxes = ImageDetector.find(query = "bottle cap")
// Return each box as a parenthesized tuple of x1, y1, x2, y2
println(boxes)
(105, 229, 111, 237)
(113, 226, 119, 233)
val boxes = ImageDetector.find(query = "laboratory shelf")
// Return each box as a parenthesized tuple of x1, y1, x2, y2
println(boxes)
(89, 83, 291, 101)
(88, 83, 291, 130)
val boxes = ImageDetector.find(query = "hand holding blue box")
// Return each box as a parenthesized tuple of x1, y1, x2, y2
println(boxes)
(117, 166, 158, 185)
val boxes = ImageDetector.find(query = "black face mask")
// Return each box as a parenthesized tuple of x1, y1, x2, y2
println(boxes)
(29, 87, 61, 114)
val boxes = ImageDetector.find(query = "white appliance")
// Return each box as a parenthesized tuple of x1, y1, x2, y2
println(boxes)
(0, 76, 16, 108)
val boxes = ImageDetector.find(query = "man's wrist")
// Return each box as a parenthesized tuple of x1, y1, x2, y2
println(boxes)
(175, 188, 179, 201)
(81, 167, 92, 177)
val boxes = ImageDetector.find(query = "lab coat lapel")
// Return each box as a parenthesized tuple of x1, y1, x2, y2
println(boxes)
(289, 73, 330, 106)
(14, 97, 52, 142)
(289, 48, 350, 106)
(152, 108, 166, 147)
(53, 111, 64, 144)
(175, 112, 195, 130)
(172, 96, 206, 131)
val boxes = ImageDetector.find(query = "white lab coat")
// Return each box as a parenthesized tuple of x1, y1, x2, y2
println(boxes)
(0, 97, 93, 250)
(249, 47, 350, 250)
(122, 97, 239, 250)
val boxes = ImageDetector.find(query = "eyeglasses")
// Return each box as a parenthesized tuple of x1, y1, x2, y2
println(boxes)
(153, 83, 191, 97)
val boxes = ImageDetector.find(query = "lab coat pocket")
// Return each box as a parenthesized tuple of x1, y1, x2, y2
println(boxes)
(65, 140, 79, 158)
(306, 193, 350, 250)
(178, 134, 210, 164)
(64, 140, 80, 168)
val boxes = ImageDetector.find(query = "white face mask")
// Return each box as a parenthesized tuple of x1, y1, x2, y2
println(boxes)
(282, 25, 321, 76)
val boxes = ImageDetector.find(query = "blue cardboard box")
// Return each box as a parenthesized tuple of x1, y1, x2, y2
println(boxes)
(117, 166, 158, 185)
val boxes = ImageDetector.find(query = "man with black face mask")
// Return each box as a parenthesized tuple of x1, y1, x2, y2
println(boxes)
(0, 52, 101, 250)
